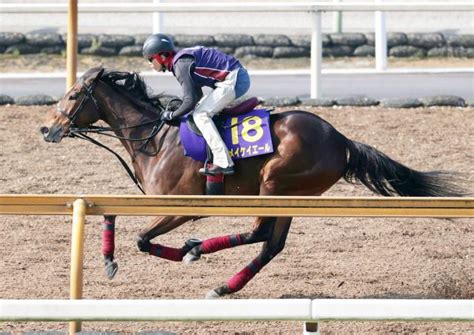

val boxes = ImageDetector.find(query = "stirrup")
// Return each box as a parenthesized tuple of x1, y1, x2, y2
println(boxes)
(199, 165, 234, 176)
(200, 158, 213, 176)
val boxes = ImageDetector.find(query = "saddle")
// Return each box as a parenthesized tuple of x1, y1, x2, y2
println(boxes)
(186, 97, 260, 136)
(178, 97, 274, 195)
(223, 97, 261, 116)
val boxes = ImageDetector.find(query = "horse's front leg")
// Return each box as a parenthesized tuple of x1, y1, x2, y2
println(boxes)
(102, 215, 118, 279)
(136, 215, 198, 262)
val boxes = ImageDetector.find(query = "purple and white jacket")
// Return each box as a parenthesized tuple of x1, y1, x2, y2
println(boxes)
(172, 46, 243, 88)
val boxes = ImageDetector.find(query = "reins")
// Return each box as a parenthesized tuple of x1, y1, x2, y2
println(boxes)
(68, 114, 168, 195)
(70, 120, 164, 142)
(69, 131, 147, 194)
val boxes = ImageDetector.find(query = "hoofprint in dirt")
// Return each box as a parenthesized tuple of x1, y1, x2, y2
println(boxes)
(0, 105, 472, 334)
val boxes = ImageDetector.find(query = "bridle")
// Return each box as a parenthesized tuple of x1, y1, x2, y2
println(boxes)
(57, 75, 102, 127)
(58, 70, 180, 194)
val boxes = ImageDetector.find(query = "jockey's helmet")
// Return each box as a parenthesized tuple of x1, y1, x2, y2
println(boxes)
(142, 34, 176, 69)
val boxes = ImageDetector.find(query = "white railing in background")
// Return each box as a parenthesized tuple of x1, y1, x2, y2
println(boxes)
(332, 0, 343, 34)
(375, 0, 387, 71)
(1, 2, 473, 98)
(3, 2, 474, 12)
(152, 0, 164, 34)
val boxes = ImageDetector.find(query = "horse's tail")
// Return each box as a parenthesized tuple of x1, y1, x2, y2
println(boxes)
(343, 139, 466, 197)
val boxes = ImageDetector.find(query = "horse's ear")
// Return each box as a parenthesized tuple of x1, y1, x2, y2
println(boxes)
(82, 66, 105, 86)
(93, 68, 105, 83)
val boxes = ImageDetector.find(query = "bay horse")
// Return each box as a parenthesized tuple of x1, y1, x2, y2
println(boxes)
(41, 66, 463, 298)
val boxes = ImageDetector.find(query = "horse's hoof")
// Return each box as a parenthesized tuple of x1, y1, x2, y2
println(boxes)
(182, 238, 202, 254)
(205, 285, 230, 299)
(205, 289, 220, 299)
(105, 260, 118, 279)
(183, 248, 201, 264)
(182, 240, 202, 264)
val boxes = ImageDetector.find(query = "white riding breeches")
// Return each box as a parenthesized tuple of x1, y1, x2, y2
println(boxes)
(193, 69, 239, 168)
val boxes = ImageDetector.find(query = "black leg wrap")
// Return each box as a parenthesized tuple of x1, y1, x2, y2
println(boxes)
(136, 236, 151, 253)
(206, 180, 224, 195)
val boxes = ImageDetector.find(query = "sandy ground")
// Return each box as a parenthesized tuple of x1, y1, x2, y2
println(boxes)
(1, 54, 473, 73)
(0, 104, 473, 334)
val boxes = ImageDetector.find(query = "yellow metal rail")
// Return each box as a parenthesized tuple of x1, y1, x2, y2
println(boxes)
(69, 199, 85, 334)
(0, 195, 473, 217)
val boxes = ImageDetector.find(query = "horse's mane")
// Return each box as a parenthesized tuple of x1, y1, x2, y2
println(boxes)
(99, 69, 165, 113)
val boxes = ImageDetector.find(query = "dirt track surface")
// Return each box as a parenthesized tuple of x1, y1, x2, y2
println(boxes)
(0, 104, 473, 334)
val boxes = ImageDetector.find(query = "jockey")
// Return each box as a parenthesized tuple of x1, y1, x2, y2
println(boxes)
(142, 33, 251, 176)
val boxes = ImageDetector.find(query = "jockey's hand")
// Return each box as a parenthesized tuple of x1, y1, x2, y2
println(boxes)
(161, 111, 175, 122)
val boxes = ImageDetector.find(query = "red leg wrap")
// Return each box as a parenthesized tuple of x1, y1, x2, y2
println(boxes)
(149, 244, 183, 262)
(227, 259, 262, 292)
(201, 234, 242, 254)
(101, 220, 115, 257)
(207, 173, 224, 183)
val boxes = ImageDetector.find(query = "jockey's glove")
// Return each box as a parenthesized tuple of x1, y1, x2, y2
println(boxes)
(161, 111, 175, 122)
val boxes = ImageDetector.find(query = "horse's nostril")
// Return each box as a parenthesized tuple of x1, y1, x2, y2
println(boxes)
(40, 126, 49, 135)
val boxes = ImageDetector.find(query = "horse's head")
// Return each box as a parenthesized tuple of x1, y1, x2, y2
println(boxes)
(40, 66, 105, 143)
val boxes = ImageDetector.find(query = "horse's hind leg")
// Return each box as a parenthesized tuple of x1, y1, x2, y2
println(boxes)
(136, 215, 198, 262)
(183, 216, 276, 263)
(207, 216, 292, 298)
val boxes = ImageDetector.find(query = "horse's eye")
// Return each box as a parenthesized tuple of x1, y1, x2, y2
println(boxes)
(69, 92, 80, 100)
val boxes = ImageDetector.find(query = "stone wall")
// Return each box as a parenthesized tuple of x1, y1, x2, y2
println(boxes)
(1, 93, 471, 108)
(0, 32, 473, 58)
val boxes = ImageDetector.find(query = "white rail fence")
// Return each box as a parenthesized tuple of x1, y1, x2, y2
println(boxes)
(2, 299, 472, 321)
(1, 299, 473, 334)
(1, 2, 473, 98)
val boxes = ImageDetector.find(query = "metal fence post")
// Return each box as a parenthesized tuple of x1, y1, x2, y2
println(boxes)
(66, 0, 78, 90)
(310, 10, 322, 99)
(152, 0, 164, 33)
(69, 199, 86, 334)
(375, 0, 387, 70)
(333, 0, 342, 33)
(304, 321, 320, 335)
